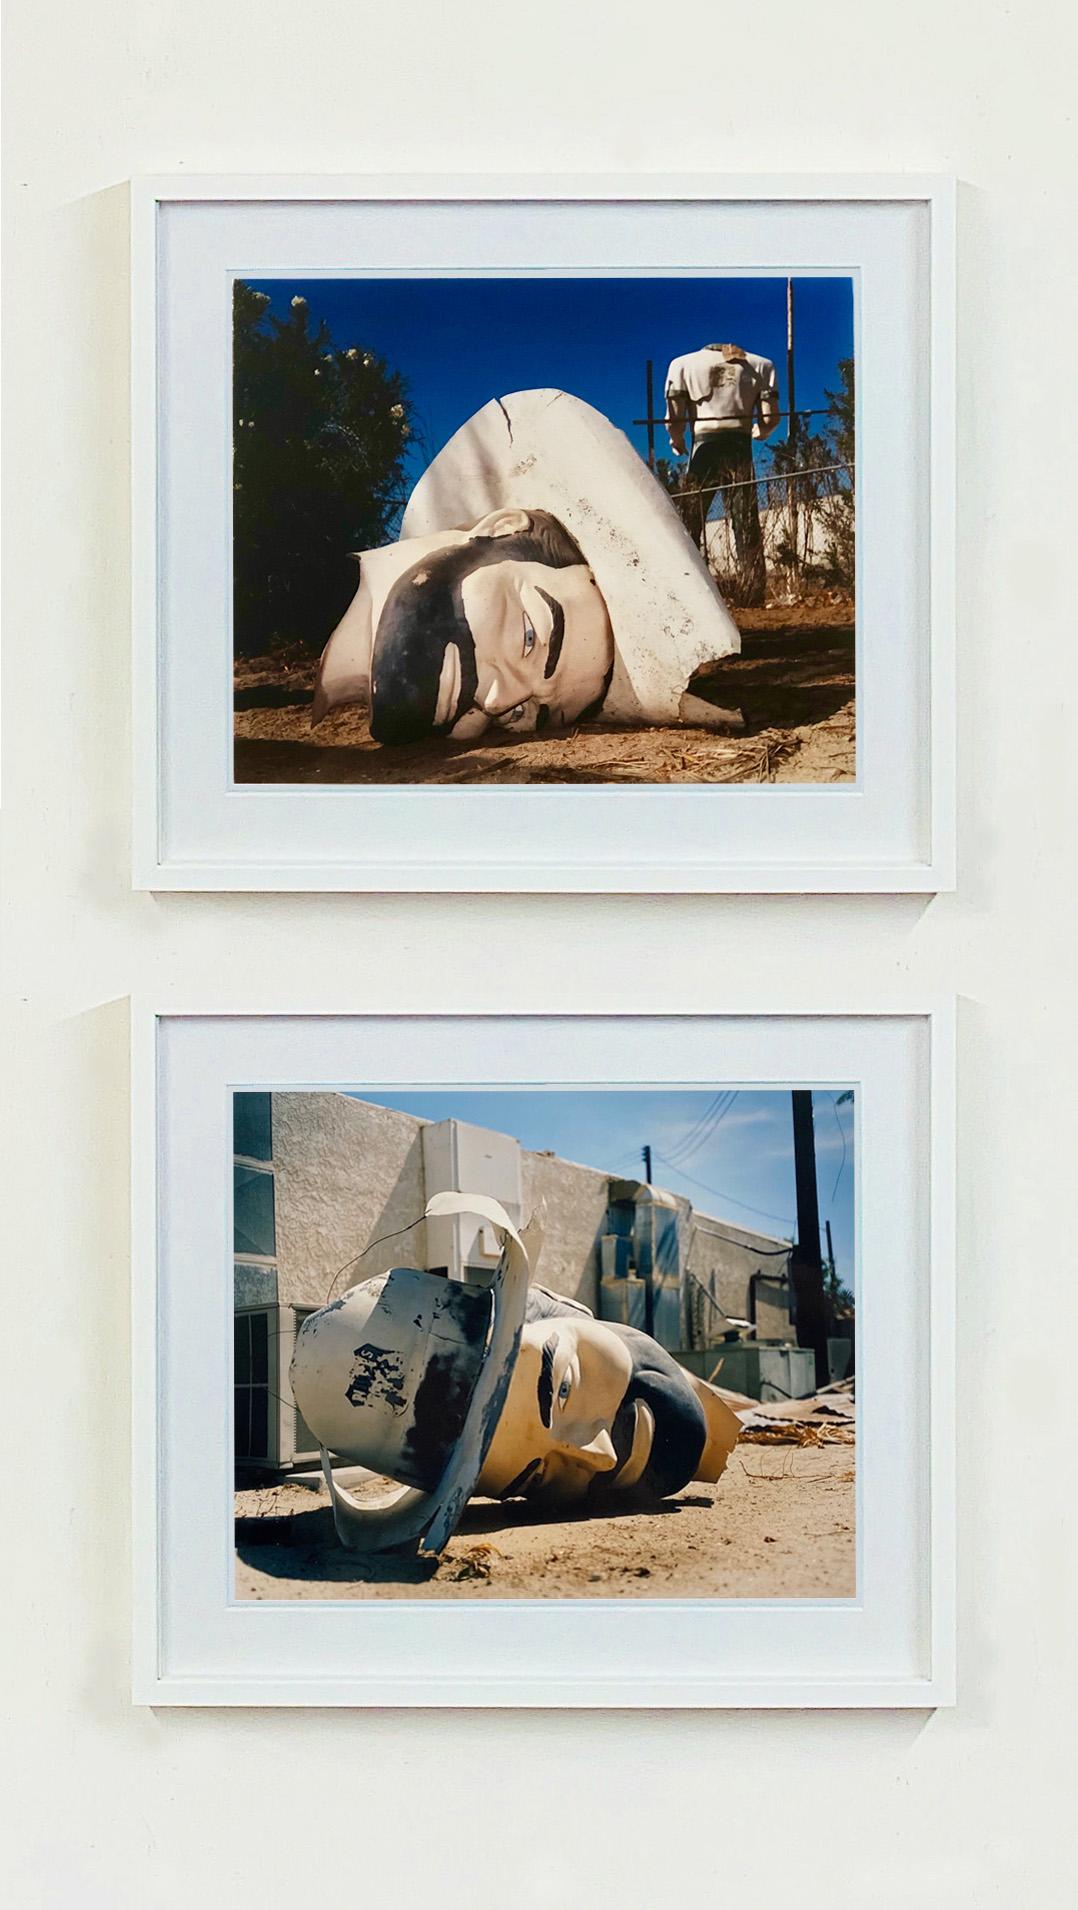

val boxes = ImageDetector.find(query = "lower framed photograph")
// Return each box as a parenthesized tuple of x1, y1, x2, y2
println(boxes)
(132, 1006, 955, 1707)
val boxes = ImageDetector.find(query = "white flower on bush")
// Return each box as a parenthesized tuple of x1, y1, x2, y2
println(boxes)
(291, 294, 307, 309)
(345, 347, 359, 360)
(390, 404, 404, 419)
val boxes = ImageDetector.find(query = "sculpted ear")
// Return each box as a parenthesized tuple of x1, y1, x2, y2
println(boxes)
(468, 507, 532, 539)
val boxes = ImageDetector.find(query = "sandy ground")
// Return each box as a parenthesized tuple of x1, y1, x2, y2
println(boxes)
(234, 1435, 856, 1601)
(233, 605, 854, 787)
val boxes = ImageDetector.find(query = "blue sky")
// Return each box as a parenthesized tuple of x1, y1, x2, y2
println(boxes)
(247, 275, 854, 492)
(348, 1087, 855, 1287)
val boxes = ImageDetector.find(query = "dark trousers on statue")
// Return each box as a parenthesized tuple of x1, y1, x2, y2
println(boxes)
(687, 431, 766, 606)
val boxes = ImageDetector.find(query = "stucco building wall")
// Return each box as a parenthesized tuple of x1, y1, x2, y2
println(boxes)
(684, 1213, 793, 1340)
(269, 1093, 789, 1334)
(272, 1092, 428, 1307)
(272, 1094, 616, 1312)
(520, 1150, 610, 1310)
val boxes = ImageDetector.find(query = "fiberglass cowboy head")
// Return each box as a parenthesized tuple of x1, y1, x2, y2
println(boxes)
(477, 1300, 741, 1507)
(289, 1191, 741, 1558)
(311, 389, 742, 746)
(312, 507, 614, 744)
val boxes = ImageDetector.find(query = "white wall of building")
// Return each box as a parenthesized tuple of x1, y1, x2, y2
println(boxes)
(272, 1092, 428, 1303)
(519, 1149, 609, 1308)
(4, 1, 1073, 1903)
(685, 1213, 793, 1339)
(269, 1094, 789, 1324)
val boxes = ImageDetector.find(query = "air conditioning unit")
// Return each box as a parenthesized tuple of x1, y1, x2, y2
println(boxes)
(599, 1273, 648, 1328)
(421, 1119, 523, 1279)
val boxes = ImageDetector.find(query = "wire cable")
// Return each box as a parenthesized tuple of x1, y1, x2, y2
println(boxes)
(654, 1152, 795, 1237)
(322, 1215, 426, 1306)
(668, 1092, 738, 1168)
(659, 1092, 729, 1167)
(827, 1092, 849, 1208)
(662, 1090, 738, 1169)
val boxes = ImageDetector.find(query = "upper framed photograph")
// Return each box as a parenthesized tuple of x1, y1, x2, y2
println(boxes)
(132, 175, 956, 892)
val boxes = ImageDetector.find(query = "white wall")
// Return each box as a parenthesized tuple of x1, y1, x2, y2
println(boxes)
(273, 1092, 428, 1302)
(3, 1, 1075, 1903)
(686, 1213, 794, 1338)
(522, 1148, 611, 1308)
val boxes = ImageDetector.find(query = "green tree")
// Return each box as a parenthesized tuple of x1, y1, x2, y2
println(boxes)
(233, 283, 413, 657)
(823, 356, 855, 469)
(817, 356, 856, 588)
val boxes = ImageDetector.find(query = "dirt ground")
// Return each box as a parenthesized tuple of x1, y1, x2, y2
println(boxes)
(234, 1435, 856, 1602)
(233, 603, 854, 787)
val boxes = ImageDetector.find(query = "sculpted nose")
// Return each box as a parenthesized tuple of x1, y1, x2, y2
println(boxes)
(481, 676, 504, 712)
(579, 1429, 617, 1471)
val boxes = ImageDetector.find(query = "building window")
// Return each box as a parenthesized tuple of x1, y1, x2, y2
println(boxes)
(292, 1308, 320, 1459)
(234, 1310, 271, 1461)
(234, 1161, 276, 1257)
(233, 1091, 272, 1165)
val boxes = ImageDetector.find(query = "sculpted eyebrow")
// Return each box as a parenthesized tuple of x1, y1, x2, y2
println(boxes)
(537, 1334, 557, 1428)
(538, 589, 565, 680)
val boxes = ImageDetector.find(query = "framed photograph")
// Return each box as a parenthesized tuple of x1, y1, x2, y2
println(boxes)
(132, 1005, 955, 1707)
(132, 174, 955, 893)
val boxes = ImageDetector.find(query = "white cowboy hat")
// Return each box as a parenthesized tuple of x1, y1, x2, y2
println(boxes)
(289, 1191, 532, 1557)
(400, 389, 740, 725)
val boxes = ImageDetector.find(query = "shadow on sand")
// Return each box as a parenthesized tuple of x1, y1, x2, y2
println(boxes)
(234, 1489, 712, 1586)
(232, 628, 854, 786)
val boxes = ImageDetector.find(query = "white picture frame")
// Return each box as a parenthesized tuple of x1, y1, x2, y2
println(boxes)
(132, 1002, 956, 1708)
(131, 173, 956, 894)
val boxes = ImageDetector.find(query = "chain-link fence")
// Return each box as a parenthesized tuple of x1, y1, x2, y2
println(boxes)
(661, 457, 856, 608)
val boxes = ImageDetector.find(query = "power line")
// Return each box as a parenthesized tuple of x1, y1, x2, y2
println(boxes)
(661, 1092, 728, 1166)
(684, 1219, 792, 1262)
(662, 1090, 738, 1169)
(653, 1152, 795, 1233)
(827, 1092, 849, 1208)
(677, 1090, 738, 1163)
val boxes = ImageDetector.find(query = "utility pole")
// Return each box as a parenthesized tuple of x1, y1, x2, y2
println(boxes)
(641, 1144, 652, 1183)
(786, 277, 800, 585)
(786, 277, 797, 445)
(645, 359, 656, 470)
(790, 1089, 830, 1387)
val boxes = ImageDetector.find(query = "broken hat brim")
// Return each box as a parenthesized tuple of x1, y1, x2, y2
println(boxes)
(321, 1191, 534, 1558)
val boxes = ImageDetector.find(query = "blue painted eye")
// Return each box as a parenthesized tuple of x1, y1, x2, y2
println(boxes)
(522, 614, 537, 657)
(558, 1375, 572, 1404)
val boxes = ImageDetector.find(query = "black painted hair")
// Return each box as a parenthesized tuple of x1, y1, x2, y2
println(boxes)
(369, 512, 587, 747)
(605, 1326, 708, 1497)
(537, 1334, 558, 1431)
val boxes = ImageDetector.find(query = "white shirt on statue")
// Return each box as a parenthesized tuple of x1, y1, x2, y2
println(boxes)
(665, 344, 780, 447)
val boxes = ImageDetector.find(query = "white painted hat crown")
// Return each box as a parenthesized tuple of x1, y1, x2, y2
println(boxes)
(287, 1192, 532, 1558)
(290, 1265, 491, 1491)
